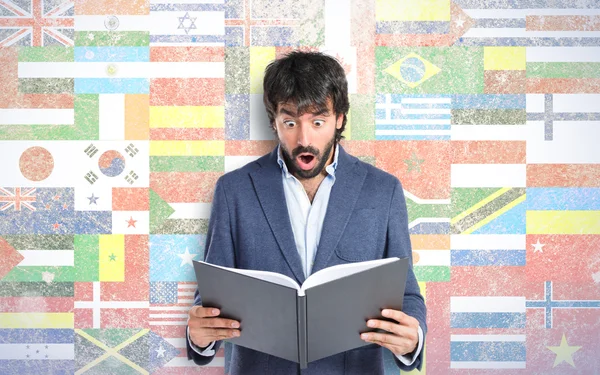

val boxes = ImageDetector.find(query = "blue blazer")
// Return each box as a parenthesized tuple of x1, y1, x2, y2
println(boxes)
(188, 146, 427, 375)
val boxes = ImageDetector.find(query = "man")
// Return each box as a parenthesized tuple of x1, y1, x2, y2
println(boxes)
(186, 51, 426, 374)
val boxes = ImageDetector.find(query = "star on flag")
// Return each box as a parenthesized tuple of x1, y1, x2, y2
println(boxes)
(126, 216, 137, 228)
(532, 239, 545, 253)
(177, 247, 198, 267)
(87, 194, 99, 205)
(547, 334, 581, 368)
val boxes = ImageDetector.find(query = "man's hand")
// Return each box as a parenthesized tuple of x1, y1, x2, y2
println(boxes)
(360, 309, 419, 357)
(188, 306, 241, 348)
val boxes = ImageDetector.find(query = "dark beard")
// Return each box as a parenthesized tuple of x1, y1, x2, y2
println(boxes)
(281, 137, 336, 180)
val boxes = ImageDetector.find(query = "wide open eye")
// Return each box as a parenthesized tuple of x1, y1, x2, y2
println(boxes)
(314, 120, 325, 127)
(283, 120, 296, 128)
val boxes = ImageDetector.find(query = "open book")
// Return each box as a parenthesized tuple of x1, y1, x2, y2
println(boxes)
(193, 257, 408, 368)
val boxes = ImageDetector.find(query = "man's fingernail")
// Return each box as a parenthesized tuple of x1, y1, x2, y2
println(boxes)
(382, 309, 390, 317)
(232, 331, 240, 337)
(232, 322, 239, 328)
(212, 309, 219, 315)
(361, 334, 369, 340)
(367, 320, 376, 327)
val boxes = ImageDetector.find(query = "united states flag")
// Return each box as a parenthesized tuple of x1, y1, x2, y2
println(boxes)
(150, 281, 196, 329)
(149, 281, 226, 373)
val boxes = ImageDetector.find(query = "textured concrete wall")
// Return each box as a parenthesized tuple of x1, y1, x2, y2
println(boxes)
(0, 0, 599, 374)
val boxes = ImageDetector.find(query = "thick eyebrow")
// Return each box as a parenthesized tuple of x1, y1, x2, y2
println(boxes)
(279, 108, 297, 117)
(311, 108, 331, 117)
(278, 107, 331, 117)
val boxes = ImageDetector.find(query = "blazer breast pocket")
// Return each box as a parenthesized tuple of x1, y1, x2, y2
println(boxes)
(335, 208, 381, 262)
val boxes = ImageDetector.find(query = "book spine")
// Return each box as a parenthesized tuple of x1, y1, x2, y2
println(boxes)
(297, 294, 308, 369)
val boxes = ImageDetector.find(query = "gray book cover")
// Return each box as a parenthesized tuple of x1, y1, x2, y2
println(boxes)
(193, 257, 408, 369)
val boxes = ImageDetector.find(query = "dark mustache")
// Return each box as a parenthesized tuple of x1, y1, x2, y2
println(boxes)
(292, 146, 319, 158)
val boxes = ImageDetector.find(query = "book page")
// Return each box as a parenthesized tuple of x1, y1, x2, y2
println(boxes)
(200, 262, 301, 290)
(299, 257, 398, 296)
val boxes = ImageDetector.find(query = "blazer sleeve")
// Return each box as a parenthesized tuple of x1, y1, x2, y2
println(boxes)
(386, 179, 427, 372)
(187, 177, 237, 366)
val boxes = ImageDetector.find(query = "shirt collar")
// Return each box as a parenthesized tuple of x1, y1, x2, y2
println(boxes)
(277, 144, 339, 179)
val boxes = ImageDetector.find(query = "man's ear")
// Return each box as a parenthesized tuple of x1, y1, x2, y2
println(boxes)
(336, 114, 344, 130)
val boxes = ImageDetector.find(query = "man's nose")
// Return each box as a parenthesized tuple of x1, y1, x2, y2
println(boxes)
(297, 123, 311, 147)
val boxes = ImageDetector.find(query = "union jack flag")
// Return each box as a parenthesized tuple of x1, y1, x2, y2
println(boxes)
(0, 187, 36, 211)
(0, 0, 74, 47)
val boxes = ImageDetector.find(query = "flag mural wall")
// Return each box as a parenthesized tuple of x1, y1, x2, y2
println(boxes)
(0, 0, 599, 373)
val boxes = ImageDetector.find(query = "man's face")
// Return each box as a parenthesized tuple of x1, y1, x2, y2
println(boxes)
(274, 100, 343, 180)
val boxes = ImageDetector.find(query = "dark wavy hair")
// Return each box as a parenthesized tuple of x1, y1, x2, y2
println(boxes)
(263, 51, 349, 143)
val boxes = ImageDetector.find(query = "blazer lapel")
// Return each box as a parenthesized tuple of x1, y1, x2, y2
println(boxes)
(311, 147, 367, 274)
(249, 149, 306, 284)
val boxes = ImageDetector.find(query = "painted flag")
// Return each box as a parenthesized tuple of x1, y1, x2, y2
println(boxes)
(375, 0, 451, 36)
(74, 235, 149, 328)
(411, 234, 450, 282)
(73, 40, 149, 140)
(451, 234, 526, 267)
(526, 94, 600, 163)
(149, 282, 226, 374)
(374, 0, 474, 47)
(73, 0, 150, 98)
(74, 281, 149, 329)
(0, 234, 100, 282)
(150, 171, 222, 235)
(0, 236, 24, 279)
(526, 293, 600, 374)
(74, 327, 179, 374)
(457, 4, 600, 48)
(376, 47, 484, 94)
(527, 164, 600, 188)
(375, 94, 452, 140)
(375, 140, 451, 200)
(0, 94, 94, 141)
(404, 190, 451, 236)
(483, 47, 526, 94)
(426, 266, 533, 374)
(149, 281, 229, 373)
(17, 47, 76, 103)
(148, 45, 225, 146)
(449, 333, 526, 370)
(0, 329, 74, 374)
(0, 188, 111, 235)
(224, 0, 303, 48)
(450, 187, 526, 235)
(148, 1, 225, 46)
(451, 140, 526, 235)
(526, 188, 600, 235)
(0, 45, 74, 136)
(526, 234, 600, 300)
(526, 47, 600, 94)
(109, 187, 151, 235)
(0, 141, 149, 188)
(149, 235, 203, 281)
(0, 44, 78, 143)
(451, 94, 527, 141)
(0, 187, 36, 212)
(149, 281, 195, 331)
(0, 285, 74, 330)
(0, 0, 74, 47)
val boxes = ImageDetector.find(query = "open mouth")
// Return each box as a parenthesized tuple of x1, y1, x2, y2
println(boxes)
(296, 153, 317, 170)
